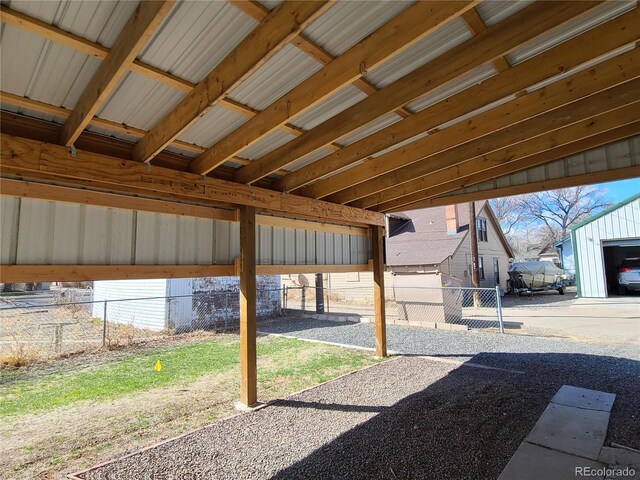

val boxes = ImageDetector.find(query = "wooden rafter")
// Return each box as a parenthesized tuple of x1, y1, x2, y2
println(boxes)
(232, 1, 602, 184)
(190, 1, 477, 176)
(293, 8, 640, 199)
(0, 91, 294, 176)
(376, 120, 640, 212)
(59, 1, 175, 146)
(390, 166, 640, 212)
(0, 134, 384, 226)
(461, 8, 510, 72)
(131, 1, 331, 164)
(343, 80, 640, 208)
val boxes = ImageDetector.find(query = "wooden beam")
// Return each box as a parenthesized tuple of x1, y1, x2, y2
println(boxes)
(393, 167, 640, 212)
(0, 6, 194, 93)
(0, 265, 235, 283)
(461, 8, 510, 71)
(376, 117, 640, 212)
(0, 178, 238, 221)
(256, 264, 371, 275)
(59, 1, 175, 146)
(239, 205, 257, 407)
(371, 225, 387, 357)
(232, 1, 601, 184)
(291, 8, 640, 198)
(190, 1, 477, 176)
(228, 0, 270, 21)
(0, 134, 385, 226)
(342, 78, 640, 208)
(132, 1, 330, 164)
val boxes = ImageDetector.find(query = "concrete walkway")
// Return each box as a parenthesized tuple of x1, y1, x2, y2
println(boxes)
(499, 385, 639, 480)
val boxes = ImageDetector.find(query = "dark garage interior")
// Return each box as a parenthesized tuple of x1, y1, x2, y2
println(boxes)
(602, 240, 640, 296)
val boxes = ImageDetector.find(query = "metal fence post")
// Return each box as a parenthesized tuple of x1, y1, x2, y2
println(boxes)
(495, 285, 504, 334)
(224, 292, 229, 332)
(301, 286, 306, 312)
(102, 301, 108, 347)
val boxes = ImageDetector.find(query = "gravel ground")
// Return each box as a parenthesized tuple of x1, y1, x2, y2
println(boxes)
(82, 349, 640, 480)
(500, 286, 578, 308)
(258, 317, 639, 362)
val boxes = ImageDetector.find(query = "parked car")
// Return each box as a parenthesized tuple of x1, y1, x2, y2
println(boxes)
(618, 257, 640, 294)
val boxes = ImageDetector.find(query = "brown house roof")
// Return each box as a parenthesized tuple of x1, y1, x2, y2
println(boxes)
(386, 201, 514, 266)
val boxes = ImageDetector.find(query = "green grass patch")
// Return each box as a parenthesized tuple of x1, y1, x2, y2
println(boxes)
(0, 336, 381, 417)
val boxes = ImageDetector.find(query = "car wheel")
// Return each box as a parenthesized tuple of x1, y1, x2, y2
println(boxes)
(558, 286, 565, 295)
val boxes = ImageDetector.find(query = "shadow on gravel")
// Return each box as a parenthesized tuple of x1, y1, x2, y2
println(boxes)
(269, 352, 640, 480)
(274, 399, 386, 414)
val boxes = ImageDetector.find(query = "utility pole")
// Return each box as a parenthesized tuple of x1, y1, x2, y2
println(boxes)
(469, 202, 481, 306)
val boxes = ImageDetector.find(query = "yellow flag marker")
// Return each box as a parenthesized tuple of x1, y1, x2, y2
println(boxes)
(154, 359, 162, 372)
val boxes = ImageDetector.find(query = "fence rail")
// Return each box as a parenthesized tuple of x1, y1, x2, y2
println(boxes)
(1, 285, 503, 366)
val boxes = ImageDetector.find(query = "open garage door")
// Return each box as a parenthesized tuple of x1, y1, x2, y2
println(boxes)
(602, 239, 640, 296)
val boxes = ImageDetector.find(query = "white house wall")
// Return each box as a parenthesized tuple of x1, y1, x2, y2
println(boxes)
(0, 196, 371, 267)
(574, 198, 640, 298)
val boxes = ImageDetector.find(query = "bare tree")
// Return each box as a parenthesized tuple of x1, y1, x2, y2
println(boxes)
(491, 186, 611, 259)
(519, 186, 611, 241)
(490, 197, 526, 235)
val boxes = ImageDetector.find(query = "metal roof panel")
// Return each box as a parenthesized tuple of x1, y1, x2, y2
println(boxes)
(137, 2, 256, 84)
(289, 84, 368, 131)
(303, 0, 413, 56)
(237, 129, 297, 161)
(96, 71, 185, 131)
(507, 1, 636, 65)
(337, 112, 403, 146)
(475, 0, 534, 27)
(365, 17, 472, 88)
(226, 43, 323, 111)
(178, 105, 249, 148)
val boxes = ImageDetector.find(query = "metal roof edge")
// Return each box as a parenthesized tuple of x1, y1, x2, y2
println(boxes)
(569, 190, 640, 231)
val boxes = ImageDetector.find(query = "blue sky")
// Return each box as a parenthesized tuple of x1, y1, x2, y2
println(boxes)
(599, 178, 640, 203)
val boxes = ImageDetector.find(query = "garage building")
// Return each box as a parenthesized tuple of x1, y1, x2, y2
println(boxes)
(572, 192, 640, 298)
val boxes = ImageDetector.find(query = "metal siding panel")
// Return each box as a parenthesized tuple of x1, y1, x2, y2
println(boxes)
(0, 196, 19, 264)
(214, 220, 231, 264)
(15, 199, 54, 264)
(81, 205, 110, 264)
(295, 229, 306, 264)
(194, 218, 214, 265)
(284, 228, 295, 264)
(134, 211, 157, 265)
(316, 232, 326, 264)
(306, 231, 316, 264)
(229, 221, 240, 260)
(177, 216, 197, 264)
(109, 209, 134, 264)
(333, 233, 342, 264)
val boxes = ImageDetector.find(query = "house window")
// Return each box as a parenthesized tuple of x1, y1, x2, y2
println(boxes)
(478, 256, 485, 280)
(477, 218, 488, 242)
(493, 258, 500, 286)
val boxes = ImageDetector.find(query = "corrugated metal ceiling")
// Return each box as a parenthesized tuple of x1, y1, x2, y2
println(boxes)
(337, 112, 403, 147)
(238, 129, 297, 161)
(289, 84, 368, 131)
(302, 0, 413, 57)
(506, 1, 636, 65)
(364, 17, 472, 89)
(137, 1, 256, 84)
(178, 104, 249, 149)
(226, 43, 323, 111)
(475, 0, 534, 27)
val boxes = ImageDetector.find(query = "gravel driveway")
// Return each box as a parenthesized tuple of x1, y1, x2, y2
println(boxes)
(258, 317, 640, 362)
(81, 349, 640, 480)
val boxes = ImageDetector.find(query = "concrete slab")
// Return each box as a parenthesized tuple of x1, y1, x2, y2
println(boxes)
(551, 385, 616, 412)
(526, 403, 610, 460)
(498, 442, 606, 480)
(599, 446, 640, 469)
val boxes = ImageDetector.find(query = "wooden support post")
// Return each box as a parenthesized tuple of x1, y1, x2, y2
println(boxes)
(239, 205, 257, 407)
(372, 225, 387, 357)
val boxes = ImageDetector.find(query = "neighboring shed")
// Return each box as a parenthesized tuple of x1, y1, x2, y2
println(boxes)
(571, 192, 640, 298)
(554, 237, 576, 283)
(92, 276, 281, 332)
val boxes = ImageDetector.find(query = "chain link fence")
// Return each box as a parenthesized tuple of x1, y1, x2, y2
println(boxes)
(281, 285, 504, 333)
(0, 288, 284, 367)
